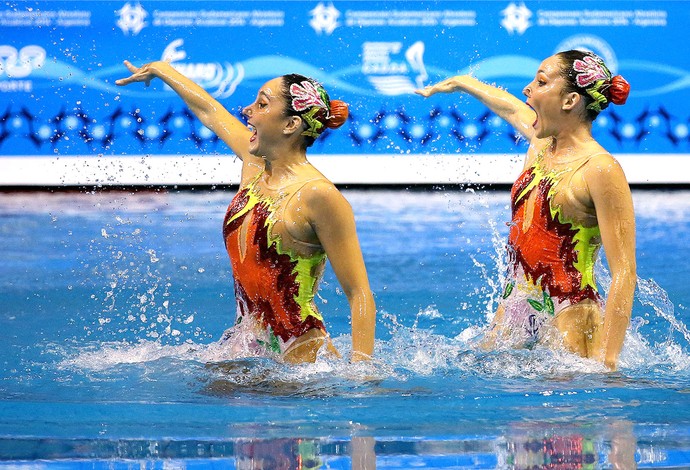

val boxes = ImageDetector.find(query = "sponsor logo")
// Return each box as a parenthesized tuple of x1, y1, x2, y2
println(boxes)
(116, 2, 148, 35)
(309, 2, 340, 35)
(501, 2, 532, 35)
(162, 39, 244, 99)
(0, 45, 45, 78)
(0, 45, 44, 92)
(362, 41, 427, 95)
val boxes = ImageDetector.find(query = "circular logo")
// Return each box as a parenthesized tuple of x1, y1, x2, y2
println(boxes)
(554, 35, 618, 74)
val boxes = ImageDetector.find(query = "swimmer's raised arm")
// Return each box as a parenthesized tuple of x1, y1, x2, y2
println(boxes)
(116, 60, 252, 160)
(416, 75, 536, 141)
(305, 181, 376, 362)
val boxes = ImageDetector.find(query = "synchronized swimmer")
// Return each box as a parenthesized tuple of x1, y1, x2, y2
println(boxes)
(417, 50, 635, 370)
(117, 63, 376, 364)
(118, 49, 636, 371)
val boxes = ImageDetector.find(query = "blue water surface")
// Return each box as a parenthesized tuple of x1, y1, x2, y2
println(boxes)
(1, 188, 689, 468)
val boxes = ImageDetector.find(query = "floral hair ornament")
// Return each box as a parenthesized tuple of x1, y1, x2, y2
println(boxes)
(290, 80, 328, 111)
(289, 80, 331, 138)
(300, 107, 325, 138)
(573, 55, 610, 88)
(572, 54, 612, 113)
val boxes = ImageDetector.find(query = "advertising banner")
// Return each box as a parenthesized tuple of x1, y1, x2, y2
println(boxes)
(1, 0, 689, 185)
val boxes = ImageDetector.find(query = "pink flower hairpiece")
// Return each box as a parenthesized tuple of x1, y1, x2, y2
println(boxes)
(573, 55, 610, 88)
(289, 80, 327, 112)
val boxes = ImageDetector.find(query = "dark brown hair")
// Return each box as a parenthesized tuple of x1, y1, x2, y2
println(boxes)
(557, 50, 630, 121)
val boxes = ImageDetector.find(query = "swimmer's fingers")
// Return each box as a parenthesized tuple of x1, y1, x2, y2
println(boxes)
(115, 60, 154, 87)
(414, 86, 435, 98)
(122, 59, 138, 73)
(414, 83, 444, 97)
(415, 78, 458, 98)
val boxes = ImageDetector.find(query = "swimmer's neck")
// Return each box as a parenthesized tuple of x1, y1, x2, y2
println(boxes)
(262, 150, 310, 183)
(546, 126, 598, 162)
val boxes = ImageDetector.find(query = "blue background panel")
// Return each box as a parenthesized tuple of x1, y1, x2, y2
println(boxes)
(1, 1, 688, 162)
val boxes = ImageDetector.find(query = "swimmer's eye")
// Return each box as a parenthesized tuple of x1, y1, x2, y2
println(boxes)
(538, 80, 546, 86)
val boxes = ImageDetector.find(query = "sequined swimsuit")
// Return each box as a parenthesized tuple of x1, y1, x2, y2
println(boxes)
(222, 172, 327, 356)
(501, 145, 602, 344)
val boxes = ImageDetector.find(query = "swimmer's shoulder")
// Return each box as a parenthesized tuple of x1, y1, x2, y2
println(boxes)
(580, 151, 631, 205)
(582, 151, 627, 181)
(295, 174, 354, 221)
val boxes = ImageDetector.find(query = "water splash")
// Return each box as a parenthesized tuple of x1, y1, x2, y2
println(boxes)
(637, 277, 690, 344)
(469, 216, 509, 322)
(59, 268, 690, 392)
(86, 215, 201, 343)
(378, 310, 609, 379)
(594, 259, 690, 372)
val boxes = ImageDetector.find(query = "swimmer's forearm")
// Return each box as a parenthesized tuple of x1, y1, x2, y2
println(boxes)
(455, 76, 535, 139)
(350, 290, 376, 361)
(418, 75, 534, 139)
(600, 272, 636, 369)
(145, 62, 225, 121)
(137, 61, 249, 157)
(453, 76, 522, 112)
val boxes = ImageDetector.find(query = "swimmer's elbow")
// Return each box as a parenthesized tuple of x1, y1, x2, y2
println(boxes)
(610, 259, 637, 287)
(343, 285, 374, 304)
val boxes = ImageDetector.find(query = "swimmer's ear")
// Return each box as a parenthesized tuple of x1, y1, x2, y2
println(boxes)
(562, 91, 581, 111)
(283, 116, 303, 135)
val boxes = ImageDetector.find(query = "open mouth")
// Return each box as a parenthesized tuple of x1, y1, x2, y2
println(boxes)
(247, 124, 257, 142)
(526, 103, 538, 128)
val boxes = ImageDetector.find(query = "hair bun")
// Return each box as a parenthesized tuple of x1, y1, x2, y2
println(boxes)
(326, 100, 349, 129)
(609, 75, 630, 105)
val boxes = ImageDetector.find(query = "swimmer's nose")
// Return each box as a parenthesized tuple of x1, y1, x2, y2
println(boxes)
(523, 85, 531, 98)
(242, 105, 252, 117)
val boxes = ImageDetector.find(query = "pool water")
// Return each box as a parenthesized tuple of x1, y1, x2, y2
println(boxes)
(1, 188, 689, 468)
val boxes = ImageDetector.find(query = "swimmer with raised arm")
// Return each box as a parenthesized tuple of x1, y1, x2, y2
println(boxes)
(417, 51, 636, 370)
(117, 62, 375, 363)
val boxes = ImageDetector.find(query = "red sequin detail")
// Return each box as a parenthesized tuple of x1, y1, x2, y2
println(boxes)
(508, 168, 598, 304)
(223, 191, 324, 342)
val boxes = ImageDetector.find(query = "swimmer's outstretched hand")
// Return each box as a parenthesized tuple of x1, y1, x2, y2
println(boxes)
(115, 60, 162, 87)
(415, 76, 462, 97)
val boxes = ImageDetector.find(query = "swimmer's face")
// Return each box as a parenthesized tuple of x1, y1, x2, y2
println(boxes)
(522, 55, 569, 139)
(242, 77, 291, 157)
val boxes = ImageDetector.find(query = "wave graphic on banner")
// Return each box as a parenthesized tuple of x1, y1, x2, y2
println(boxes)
(7, 54, 690, 100)
(619, 60, 690, 97)
(238, 55, 383, 97)
(458, 55, 542, 80)
(367, 76, 417, 95)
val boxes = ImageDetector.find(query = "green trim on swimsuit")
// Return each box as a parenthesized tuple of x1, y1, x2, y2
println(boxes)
(546, 179, 601, 293)
(257, 329, 282, 354)
(231, 171, 327, 324)
(519, 148, 601, 293)
(570, 223, 600, 291)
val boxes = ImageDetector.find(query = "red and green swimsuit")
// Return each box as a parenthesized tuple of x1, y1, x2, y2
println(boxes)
(222, 172, 327, 356)
(502, 147, 602, 342)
